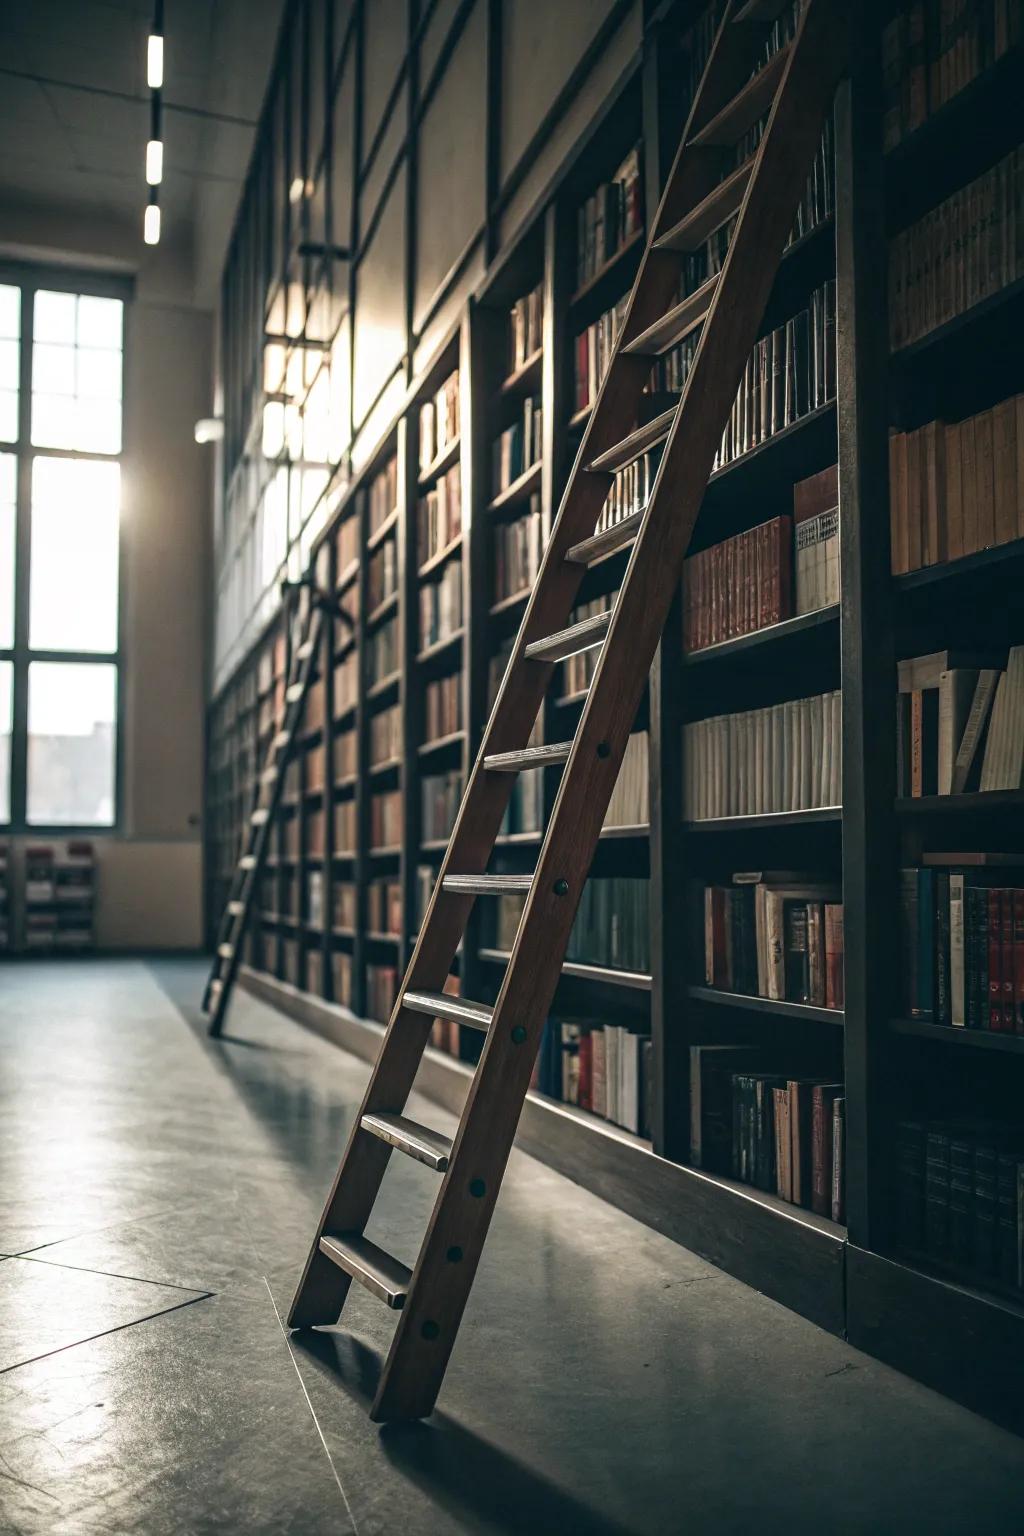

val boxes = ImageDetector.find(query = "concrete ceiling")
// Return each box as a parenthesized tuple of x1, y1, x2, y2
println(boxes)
(0, 0, 286, 306)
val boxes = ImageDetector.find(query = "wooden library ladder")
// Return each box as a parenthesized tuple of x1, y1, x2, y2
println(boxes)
(203, 580, 346, 1039)
(288, 0, 849, 1423)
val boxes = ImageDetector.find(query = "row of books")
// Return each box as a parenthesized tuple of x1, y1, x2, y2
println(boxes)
(337, 510, 360, 574)
(882, 0, 1023, 150)
(896, 1117, 1024, 1291)
(417, 464, 462, 564)
(335, 798, 356, 855)
(562, 599, 608, 698)
(683, 465, 839, 653)
(500, 766, 544, 837)
(367, 963, 399, 1024)
(507, 281, 543, 375)
(897, 645, 1024, 797)
(22, 843, 97, 950)
(367, 538, 397, 611)
(368, 457, 398, 537)
(732, 1072, 844, 1220)
(307, 870, 324, 929)
(424, 673, 462, 743)
(333, 951, 353, 1007)
(900, 855, 1024, 1030)
(370, 789, 401, 850)
(703, 875, 845, 1009)
(683, 690, 843, 821)
(368, 877, 401, 937)
(422, 770, 462, 843)
(889, 148, 1024, 350)
(595, 442, 664, 537)
(333, 652, 357, 715)
(369, 705, 400, 768)
(573, 296, 627, 416)
(714, 280, 836, 472)
(334, 882, 356, 930)
(889, 395, 1024, 575)
(367, 617, 398, 685)
(419, 560, 463, 650)
(605, 730, 649, 829)
(534, 1018, 653, 1138)
(492, 397, 542, 496)
(418, 370, 460, 474)
(566, 875, 651, 974)
(575, 145, 643, 291)
(494, 497, 543, 603)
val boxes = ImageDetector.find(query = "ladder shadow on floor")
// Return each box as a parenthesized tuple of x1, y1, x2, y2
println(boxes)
(292, 1328, 638, 1536)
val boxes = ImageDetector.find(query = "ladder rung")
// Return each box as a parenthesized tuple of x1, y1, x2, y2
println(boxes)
(251, 809, 270, 826)
(239, 855, 257, 870)
(567, 510, 644, 567)
(403, 989, 495, 1031)
(442, 873, 534, 896)
(261, 767, 278, 785)
(361, 1112, 453, 1171)
(734, 0, 794, 23)
(318, 1233, 412, 1309)
(285, 682, 305, 704)
(524, 610, 611, 663)
(484, 741, 572, 772)
(655, 159, 754, 254)
(217, 943, 234, 960)
(295, 640, 314, 661)
(273, 731, 291, 751)
(227, 901, 244, 916)
(586, 408, 676, 475)
(623, 273, 719, 360)
(690, 42, 791, 149)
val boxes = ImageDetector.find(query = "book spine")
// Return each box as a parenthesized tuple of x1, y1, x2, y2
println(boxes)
(988, 889, 1003, 1031)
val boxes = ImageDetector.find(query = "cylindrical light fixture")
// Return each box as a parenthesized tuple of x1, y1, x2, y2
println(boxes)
(144, 188, 161, 246)
(147, 0, 164, 88)
(146, 94, 163, 184)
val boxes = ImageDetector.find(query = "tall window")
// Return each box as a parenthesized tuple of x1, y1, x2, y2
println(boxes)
(0, 268, 126, 830)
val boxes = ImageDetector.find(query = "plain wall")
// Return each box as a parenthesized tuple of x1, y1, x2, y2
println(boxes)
(1, 198, 212, 950)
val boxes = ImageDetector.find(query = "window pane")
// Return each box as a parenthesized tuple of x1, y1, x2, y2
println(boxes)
(0, 338, 18, 390)
(28, 661, 116, 826)
(0, 285, 19, 340)
(0, 453, 14, 649)
(0, 660, 11, 823)
(30, 457, 120, 652)
(32, 290, 123, 453)
(0, 392, 15, 446)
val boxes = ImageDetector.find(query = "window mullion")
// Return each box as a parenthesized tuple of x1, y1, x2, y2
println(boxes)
(10, 280, 34, 829)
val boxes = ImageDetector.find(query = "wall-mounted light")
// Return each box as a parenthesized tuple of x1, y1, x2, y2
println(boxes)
(194, 418, 225, 444)
(144, 191, 161, 246)
(146, 139, 163, 185)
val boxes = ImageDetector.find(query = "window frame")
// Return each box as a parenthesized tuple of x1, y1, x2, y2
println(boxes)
(0, 260, 133, 834)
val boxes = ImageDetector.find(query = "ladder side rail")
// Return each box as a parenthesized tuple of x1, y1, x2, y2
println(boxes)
(370, 0, 850, 1422)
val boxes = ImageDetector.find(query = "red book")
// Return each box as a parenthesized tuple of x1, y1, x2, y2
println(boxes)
(1002, 887, 1016, 1033)
(988, 889, 1003, 1031)
(1014, 891, 1024, 1035)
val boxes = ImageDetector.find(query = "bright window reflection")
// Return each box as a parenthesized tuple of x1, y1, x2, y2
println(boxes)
(30, 457, 120, 652)
(31, 290, 123, 454)
(0, 453, 15, 649)
(27, 661, 116, 826)
(0, 661, 11, 823)
(0, 284, 20, 443)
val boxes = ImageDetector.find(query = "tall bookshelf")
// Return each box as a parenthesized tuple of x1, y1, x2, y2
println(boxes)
(206, 1, 1024, 1431)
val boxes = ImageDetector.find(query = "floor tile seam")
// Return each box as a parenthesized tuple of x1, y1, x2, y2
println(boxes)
(7, 1192, 242, 1259)
(262, 1277, 361, 1536)
(6, 1251, 218, 1296)
(0, 1291, 214, 1378)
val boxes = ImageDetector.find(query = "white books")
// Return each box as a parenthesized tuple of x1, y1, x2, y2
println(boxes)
(949, 873, 966, 1027)
(684, 690, 842, 819)
(979, 647, 1024, 791)
(937, 669, 979, 796)
(794, 503, 840, 615)
(952, 669, 1000, 793)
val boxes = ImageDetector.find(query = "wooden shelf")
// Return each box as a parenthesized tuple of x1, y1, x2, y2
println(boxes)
(417, 730, 465, 758)
(686, 985, 844, 1026)
(685, 806, 842, 832)
(417, 436, 460, 489)
(416, 628, 464, 666)
(683, 605, 840, 665)
(479, 947, 652, 991)
(366, 670, 401, 701)
(365, 591, 399, 627)
(499, 348, 542, 396)
(568, 402, 593, 432)
(890, 1017, 1024, 1056)
(489, 586, 531, 617)
(569, 225, 645, 311)
(896, 791, 1024, 816)
(487, 459, 542, 515)
(417, 532, 462, 579)
(368, 756, 402, 779)
(366, 508, 399, 551)
(895, 536, 1024, 593)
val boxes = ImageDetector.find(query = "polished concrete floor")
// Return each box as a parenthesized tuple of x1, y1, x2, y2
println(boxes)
(1, 961, 1023, 1535)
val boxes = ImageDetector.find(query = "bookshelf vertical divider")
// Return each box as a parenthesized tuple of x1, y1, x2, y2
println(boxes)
(460, 309, 486, 1014)
(353, 486, 371, 1021)
(397, 414, 417, 987)
(834, 24, 899, 1254)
